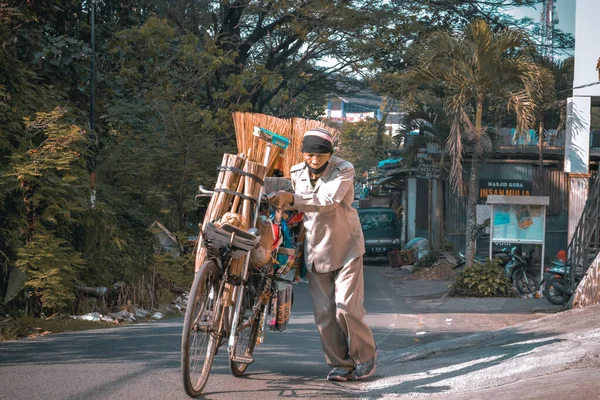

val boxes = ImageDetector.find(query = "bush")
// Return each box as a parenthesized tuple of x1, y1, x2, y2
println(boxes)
(439, 240, 454, 253)
(414, 250, 441, 271)
(449, 258, 512, 297)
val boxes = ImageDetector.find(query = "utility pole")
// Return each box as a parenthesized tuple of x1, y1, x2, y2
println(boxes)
(89, 0, 97, 208)
(90, 0, 96, 133)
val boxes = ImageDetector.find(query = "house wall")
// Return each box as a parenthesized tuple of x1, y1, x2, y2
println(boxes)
(573, 0, 600, 98)
(565, 0, 599, 240)
(444, 163, 570, 259)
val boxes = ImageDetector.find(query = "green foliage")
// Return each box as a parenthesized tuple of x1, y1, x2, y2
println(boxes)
(440, 241, 455, 253)
(2, 108, 90, 314)
(414, 250, 441, 270)
(75, 205, 152, 288)
(450, 258, 512, 298)
(336, 119, 392, 177)
(15, 233, 85, 312)
(153, 252, 195, 293)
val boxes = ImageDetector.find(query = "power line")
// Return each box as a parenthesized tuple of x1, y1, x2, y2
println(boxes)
(557, 81, 600, 95)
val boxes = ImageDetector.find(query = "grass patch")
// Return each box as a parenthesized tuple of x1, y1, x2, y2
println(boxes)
(0, 309, 183, 341)
(0, 315, 116, 341)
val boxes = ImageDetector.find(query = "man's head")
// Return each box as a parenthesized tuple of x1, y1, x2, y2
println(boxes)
(302, 127, 333, 154)
(302, 128, 333, 174)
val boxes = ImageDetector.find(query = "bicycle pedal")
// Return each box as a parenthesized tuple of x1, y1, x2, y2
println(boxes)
(231, 355, 254, 364)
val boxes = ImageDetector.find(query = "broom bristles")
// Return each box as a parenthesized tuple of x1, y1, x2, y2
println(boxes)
(232, 112, 338, 177)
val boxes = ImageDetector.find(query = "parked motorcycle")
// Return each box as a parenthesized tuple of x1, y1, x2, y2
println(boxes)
(542, 256, 583, 306)
(542, 260, 569, 305)
(504, 245, 540, 295)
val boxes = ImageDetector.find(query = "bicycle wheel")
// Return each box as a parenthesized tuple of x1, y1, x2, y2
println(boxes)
(229, 283, 263, 377)
(181, 259, 222, 397)
(514, 270, 540, 295)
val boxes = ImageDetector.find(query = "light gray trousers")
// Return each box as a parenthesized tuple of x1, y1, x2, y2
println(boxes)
(306, 256, 377, 369)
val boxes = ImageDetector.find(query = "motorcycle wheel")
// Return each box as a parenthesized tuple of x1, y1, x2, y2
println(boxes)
(543, 275, 565, 305)
(514, 270, 540, 295)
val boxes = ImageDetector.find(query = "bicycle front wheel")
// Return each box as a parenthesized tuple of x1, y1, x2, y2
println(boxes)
(181, 259, 221, 397)
(229, 284, 263, 377)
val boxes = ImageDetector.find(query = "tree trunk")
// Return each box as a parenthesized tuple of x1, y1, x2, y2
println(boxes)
(433, 149, 446, 250)
(538, 120, 544, 168)
(465, 151, 480, 267)
(465, 101, 483, 267)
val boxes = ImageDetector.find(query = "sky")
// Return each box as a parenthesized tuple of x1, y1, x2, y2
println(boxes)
(506, 0, 576, 58)
(507, 0, 575, 35)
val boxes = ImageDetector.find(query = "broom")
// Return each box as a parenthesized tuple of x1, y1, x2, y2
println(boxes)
(232, 112, 339, 177)
(232, 112, 292, 176)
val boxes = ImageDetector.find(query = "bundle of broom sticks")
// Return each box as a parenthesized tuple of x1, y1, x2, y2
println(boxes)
(195, 112, 337, 273)
(232, 112, 338, 177)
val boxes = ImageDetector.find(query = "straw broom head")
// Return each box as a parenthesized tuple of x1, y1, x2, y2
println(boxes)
(232, 112, 338, 177)
(232, 112, 292, 174)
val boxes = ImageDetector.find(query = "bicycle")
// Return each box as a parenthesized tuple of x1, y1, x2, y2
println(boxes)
(180, 128, 299, 397)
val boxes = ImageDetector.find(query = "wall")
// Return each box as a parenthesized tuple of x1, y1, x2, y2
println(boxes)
(573, 0, 600, 97)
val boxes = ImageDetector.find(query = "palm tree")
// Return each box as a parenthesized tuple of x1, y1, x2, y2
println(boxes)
(395, 92, 451, 250)
(397, 19, 549, 267)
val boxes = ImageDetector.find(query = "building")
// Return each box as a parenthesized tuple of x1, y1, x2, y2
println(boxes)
(564, 0, 600, 242)
(325, 93, 403, 136)
(369, 0, 600, 260)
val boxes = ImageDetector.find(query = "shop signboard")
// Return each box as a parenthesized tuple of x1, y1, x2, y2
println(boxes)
(478, 179, 532, 203)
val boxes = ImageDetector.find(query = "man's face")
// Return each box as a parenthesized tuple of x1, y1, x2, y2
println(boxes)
(303, 152, 331, 170)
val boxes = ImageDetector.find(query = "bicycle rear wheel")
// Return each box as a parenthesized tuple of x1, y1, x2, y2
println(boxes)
(229, 283, 263, 377)
(181, 259, 221, 397)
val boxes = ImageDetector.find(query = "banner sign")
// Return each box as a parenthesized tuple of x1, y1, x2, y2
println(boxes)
(478, 179, 532, 202)
(415, 159, 442, 179)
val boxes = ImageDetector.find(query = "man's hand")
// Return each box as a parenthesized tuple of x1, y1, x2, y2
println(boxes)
(268, 191, 294, 208)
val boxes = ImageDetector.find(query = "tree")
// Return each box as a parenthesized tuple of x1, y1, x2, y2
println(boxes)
(336, 118, 391, 177)
(394, 20, 549, 267)
(4, 108, 89, 313)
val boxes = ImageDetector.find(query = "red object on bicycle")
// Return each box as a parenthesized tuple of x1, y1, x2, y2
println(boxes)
(271, 223, 282, 250)
(286, 211, 304, 225)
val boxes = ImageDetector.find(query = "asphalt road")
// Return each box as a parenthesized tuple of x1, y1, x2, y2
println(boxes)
(0, 263, 413, 400)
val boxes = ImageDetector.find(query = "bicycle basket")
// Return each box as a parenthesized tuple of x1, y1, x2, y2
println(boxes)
(203, 222, 260, 259)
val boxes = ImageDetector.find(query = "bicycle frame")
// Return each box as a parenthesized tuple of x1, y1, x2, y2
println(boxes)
(194, 131, 288, 359)
(182, 126, 293, 396)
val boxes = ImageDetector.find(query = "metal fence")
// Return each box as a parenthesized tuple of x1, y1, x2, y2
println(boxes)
(491, 128, 563, 148)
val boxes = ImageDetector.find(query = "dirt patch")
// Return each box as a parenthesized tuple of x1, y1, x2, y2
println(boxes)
(409, 258, 457, 281)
